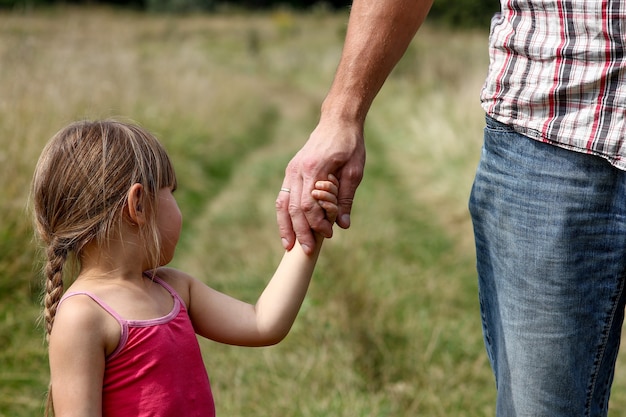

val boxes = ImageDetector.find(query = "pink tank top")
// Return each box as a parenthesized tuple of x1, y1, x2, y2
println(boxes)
(59, 276, 215, 417)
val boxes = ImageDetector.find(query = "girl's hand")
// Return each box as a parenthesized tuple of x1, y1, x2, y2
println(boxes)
(311, 174, 339, 224)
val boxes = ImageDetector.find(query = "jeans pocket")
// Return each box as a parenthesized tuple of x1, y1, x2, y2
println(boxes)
(484, 115, 516, 134)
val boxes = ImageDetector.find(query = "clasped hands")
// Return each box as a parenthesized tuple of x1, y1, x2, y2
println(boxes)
(277, 173, 339, 248)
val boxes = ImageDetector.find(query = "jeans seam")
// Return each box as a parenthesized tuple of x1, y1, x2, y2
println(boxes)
(584, 274, 626, 416)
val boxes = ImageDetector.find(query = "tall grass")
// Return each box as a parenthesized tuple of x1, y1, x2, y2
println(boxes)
(2, 7, 626, 417)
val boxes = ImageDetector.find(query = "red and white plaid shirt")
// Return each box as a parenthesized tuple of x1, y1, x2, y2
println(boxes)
(480, 1, 626, 170)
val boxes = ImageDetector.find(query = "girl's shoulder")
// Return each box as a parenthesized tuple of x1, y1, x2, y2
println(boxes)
(153, 267, 194, 308)
(55, 290, 111, 328)
(52, 289, 120, 356)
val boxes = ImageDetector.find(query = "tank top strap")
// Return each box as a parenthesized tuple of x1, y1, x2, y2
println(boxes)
(144, 272, 187, 309)
(58, 291, 129, 359)
(59, 291, 126, 323)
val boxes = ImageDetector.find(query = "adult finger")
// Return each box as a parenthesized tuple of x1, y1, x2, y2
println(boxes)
(289, 177, 318, 254)
(336, 163, 364, 229)
(275, 185, 295, 250)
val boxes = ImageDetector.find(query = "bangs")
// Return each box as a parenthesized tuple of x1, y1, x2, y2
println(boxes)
(154, 141, 177, 191)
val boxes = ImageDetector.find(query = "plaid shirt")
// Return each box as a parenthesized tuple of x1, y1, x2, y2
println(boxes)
(480, 1, 626, 170)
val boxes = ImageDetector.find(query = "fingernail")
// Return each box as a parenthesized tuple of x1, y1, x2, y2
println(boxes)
(341, 214, 351, 227)
(282, 238, 289, 249)
(302, 244, 311, 254)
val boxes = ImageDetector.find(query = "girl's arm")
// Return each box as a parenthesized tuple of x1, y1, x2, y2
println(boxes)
(179, 177, 338, 347)
(250, 235, 325, 344)
(178, 236, 322, 347)
(48, 296, 113, 417)
(189, 236, 323, 346)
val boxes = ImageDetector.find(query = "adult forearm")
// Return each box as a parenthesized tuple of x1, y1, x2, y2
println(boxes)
(322, 0, 433, 125)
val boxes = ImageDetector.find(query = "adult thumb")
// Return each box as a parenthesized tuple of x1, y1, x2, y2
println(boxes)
(336, 182, 359, 229)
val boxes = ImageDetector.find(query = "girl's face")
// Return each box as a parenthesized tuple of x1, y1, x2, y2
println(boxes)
(155, 187, 182, 266)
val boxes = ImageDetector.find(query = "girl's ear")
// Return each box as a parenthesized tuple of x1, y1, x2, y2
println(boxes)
(127, 183, 146, 225)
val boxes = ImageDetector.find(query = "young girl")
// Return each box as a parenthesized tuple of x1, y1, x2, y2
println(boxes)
(31, 119, 339, 417)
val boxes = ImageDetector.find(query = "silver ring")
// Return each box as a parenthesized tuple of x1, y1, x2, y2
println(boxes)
(280, 187, 291, 193)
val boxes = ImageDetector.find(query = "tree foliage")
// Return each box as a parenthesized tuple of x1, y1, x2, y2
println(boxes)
(2, 0, 499, 30)
(429, 0, 499, 29)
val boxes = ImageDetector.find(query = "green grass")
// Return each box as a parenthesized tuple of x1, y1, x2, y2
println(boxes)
(2, 6, 626, 417)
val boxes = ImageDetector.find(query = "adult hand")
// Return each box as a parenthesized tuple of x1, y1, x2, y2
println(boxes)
(276, 0, 431, 255)
(276, 117, 365, 255)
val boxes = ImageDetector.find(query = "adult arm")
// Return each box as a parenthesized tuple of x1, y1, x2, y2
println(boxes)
(276, 0, 433, 254)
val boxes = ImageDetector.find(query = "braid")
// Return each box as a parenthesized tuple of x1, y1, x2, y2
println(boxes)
(43, 241, 67, 416)
(43, 241, 68, 340)
(45, 382, 54, 417)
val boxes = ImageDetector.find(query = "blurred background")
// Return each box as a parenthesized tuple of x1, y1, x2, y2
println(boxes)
(3, 2, 626, 417)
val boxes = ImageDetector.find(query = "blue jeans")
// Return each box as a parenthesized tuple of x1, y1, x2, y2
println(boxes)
(469, 116, 626, 416)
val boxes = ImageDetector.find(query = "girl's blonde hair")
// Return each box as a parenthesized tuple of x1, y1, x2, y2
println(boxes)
(31, 119, 177, 340)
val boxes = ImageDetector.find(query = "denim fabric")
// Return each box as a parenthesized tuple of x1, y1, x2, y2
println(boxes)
(469, 116, 626, 416)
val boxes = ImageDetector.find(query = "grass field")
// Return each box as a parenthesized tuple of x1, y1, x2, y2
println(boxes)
(2, 6, 626, 417)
